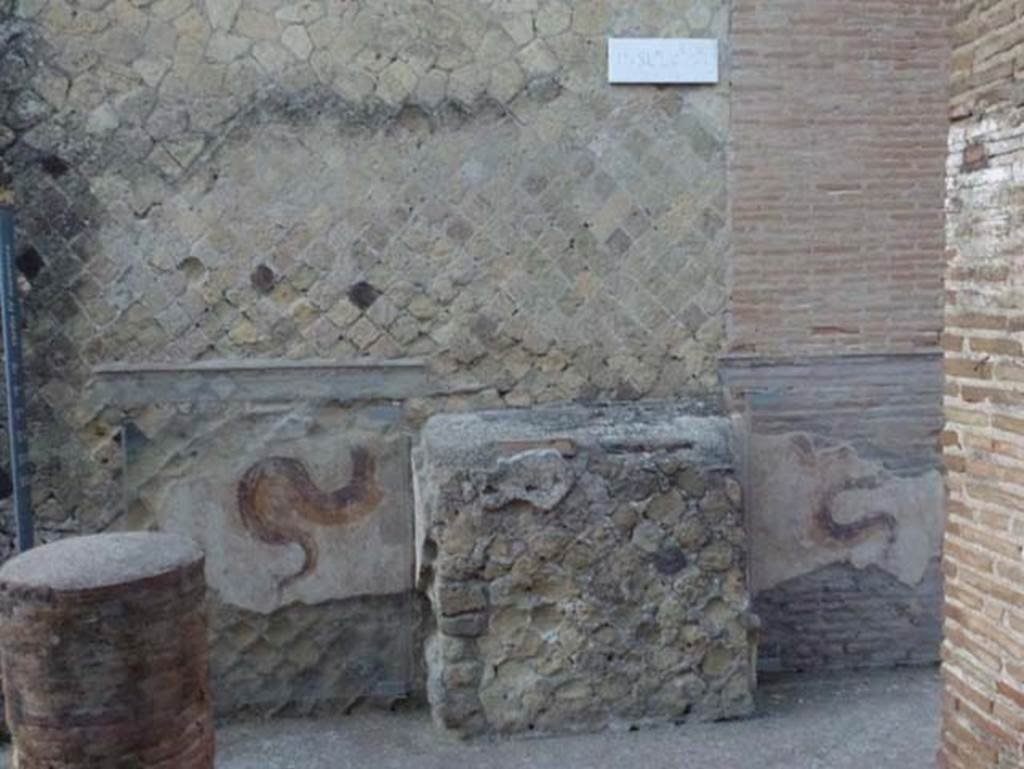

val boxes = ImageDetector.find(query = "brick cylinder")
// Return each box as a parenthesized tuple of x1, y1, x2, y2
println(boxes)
(0, 532, 214, 768)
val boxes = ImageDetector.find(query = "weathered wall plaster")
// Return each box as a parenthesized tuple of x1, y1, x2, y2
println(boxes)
(100, 360, 421, 714)
(123, 402, 412, 612)
(748, 433, 942, 593)
(723, 354, 946, 671)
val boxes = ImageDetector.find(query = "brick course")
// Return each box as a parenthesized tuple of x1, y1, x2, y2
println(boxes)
(942, 1, 1024, 766)
(730, 0, 949, 355)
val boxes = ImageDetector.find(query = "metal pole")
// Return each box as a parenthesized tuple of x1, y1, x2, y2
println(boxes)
(0, 188, 33, 551)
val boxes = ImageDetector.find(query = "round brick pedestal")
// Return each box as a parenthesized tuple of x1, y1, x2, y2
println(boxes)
(0, 532, 214, 768)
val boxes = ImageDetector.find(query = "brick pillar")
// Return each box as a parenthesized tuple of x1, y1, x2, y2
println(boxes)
(942, 1, 1024, 767)
(0, 532, 214, 768)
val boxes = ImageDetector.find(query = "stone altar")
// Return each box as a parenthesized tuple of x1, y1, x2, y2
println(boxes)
(414, 402, 757, 736)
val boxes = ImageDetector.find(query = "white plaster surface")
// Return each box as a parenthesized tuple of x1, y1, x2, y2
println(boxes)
(121, 404, 413, 613)
(748, 432, 944, 592)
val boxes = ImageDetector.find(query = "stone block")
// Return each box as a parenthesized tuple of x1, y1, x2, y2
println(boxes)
(414, 402, 756, 737)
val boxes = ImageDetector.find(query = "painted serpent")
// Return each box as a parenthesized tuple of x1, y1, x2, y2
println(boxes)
(237, 447, 383, 591)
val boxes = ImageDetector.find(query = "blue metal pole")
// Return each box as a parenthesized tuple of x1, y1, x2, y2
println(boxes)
(0, 196, 34, 551)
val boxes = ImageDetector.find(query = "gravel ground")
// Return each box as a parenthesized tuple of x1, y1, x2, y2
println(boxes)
(212, 666, 942, 769)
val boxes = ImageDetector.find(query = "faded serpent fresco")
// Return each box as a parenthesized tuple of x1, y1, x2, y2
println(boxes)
(237, 448, 384, 591)
(788, 436, 898, 548)
(748, 432, 941, 593)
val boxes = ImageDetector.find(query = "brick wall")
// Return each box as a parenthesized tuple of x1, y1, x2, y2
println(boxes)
(727, 0, 950, 672)
(942, 1, 1024, 766)
(730, 0, 948, 355)
(949, 0, 1024, 121)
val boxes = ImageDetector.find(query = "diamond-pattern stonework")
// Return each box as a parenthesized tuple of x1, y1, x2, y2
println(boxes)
(0, 0, 729, 545)
(209, 592, 428, 717)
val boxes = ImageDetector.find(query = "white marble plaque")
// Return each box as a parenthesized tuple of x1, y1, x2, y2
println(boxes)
(608, 38, 719, 84)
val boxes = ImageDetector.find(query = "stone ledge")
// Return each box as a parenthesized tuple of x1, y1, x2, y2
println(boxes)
(417, 400, 732, 464)
(90, 357, 481, 406)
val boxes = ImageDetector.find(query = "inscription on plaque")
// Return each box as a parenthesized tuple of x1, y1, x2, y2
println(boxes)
(608, 38, 719, 85)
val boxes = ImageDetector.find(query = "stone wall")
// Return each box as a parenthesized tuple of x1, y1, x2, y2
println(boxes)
(0, 0, 958, 716)
(0, 0, 730, 554)
(941, 1, 1024, 766)
(726, 0, 950, 671)
(414, 403, 756, 736)
(0, 0, 731, 717)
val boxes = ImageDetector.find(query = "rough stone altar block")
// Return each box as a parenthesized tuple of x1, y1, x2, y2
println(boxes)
(414, 403, 756, 737)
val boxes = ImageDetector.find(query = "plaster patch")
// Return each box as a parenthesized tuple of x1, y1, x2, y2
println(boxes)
(121, 403, 413, 614)
(748, 432, 943, 592)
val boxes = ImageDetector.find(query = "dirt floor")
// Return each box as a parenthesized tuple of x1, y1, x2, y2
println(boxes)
(213, 666, 942, 769)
